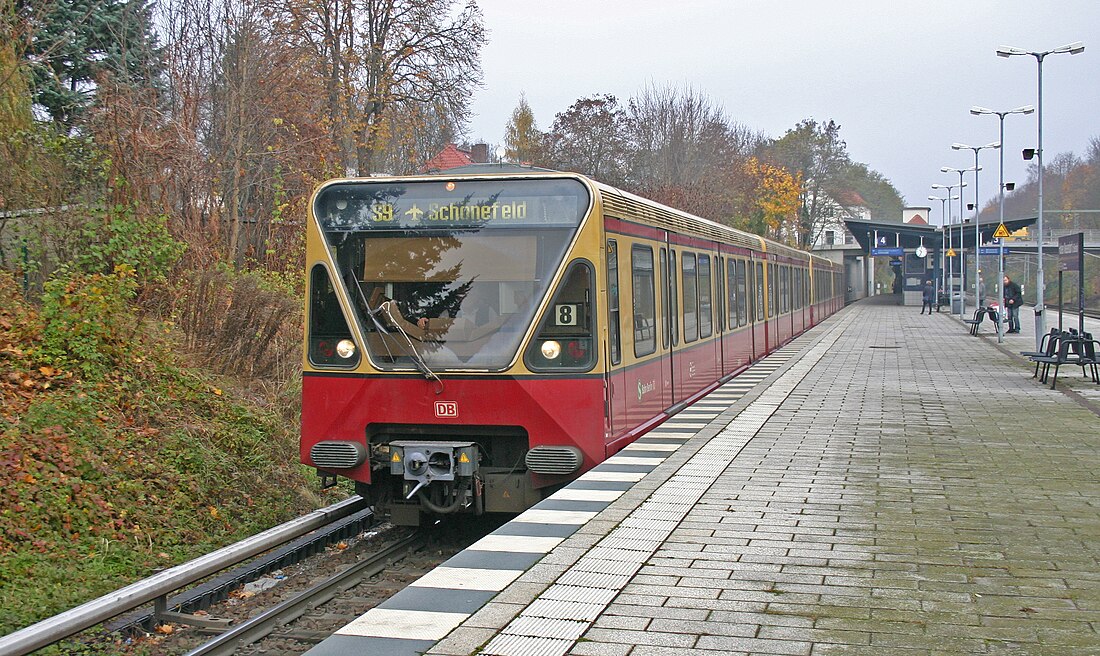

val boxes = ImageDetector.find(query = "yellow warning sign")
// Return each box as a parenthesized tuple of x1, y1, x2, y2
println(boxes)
(392, 451, 401, 462)
(993, 223, 1010, 238)
(946, 248, 957, 257)
(459, 453, 470, 463)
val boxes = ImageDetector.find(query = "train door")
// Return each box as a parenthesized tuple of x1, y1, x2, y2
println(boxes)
(731, 257, 748, 370)
(768, 262, 779, 349)
(749, 256, 763, 360)
(677, 251, 698, 399)
(628, 243, 665, 426)
(605, 239, 627, 442)
(667, 247, 682, 405)
(660, 246, 675, 406)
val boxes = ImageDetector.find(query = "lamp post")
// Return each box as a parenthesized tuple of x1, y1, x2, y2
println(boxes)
(930, 184, 964, 312)
(971, 105, 1034, 342)
(940, 166, 980, 318)
(951, 143, 1000, 318)
(997, 41, 1085, 350)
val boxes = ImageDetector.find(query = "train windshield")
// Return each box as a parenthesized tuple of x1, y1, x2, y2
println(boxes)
(314, 177, 591, 371)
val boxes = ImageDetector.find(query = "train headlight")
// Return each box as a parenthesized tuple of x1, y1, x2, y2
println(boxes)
(540, 340, 561, 360)
(336, 339, 357, 359)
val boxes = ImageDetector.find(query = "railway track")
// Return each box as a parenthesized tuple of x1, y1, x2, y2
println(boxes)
(150, 514, 504, 656)
(0, 496, 504, 656)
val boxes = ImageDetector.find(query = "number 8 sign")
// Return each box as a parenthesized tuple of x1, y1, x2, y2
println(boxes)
(555, 304, 579, 326)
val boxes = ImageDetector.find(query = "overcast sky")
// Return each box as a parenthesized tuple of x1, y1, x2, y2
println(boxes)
(466, 0, 1099, 225)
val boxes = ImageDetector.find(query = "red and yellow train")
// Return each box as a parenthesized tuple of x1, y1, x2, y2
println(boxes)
(301, 171, 843, 524)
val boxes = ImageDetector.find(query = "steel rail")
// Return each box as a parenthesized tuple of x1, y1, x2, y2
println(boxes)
(184, 532, 423, 656)
(0, 496, 368, 656)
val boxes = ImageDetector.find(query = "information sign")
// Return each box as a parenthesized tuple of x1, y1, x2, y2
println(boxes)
(979, 247, 1011, 255)
(1059, 233, 1084, 272)
(871, 247, 904, 257)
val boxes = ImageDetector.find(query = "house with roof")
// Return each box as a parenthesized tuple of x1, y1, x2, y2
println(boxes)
(421, 144, 490, 173)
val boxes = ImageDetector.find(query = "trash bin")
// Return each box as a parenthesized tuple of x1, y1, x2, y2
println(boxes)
(951, 293, 963, 314)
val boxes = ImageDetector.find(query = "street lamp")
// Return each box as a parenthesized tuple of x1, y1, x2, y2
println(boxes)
(951, 142, 1000, 316)
(931, 183, 965, 312)
(929, 193, 958, 312)
(997, 41, 1085, 350)
(971, 105, 1034, 342)
(940, 166, 980, 318)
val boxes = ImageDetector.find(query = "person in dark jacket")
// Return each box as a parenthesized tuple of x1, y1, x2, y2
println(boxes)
(1003, 275, 1023, 333)
(921, 280, 935, 314)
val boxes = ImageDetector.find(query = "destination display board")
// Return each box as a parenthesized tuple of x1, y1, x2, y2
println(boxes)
(315, 178, 591, 231)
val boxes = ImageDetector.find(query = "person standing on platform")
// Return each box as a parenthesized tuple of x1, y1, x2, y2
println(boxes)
(1003, 275, 1023, 333)
(921, 280, 935, 314)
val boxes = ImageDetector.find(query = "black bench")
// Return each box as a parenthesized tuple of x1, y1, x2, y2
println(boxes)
(1029, 331, 1100, 388)
(963, 306, 1002, 335)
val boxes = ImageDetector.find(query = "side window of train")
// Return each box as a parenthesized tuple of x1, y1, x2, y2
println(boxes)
(659, 248, 669, 349)
(682, 252, 698, 342)
(669, 249, 679, 346)
(715, 257, 725, 333)
(781, 266, 789, 314)
(607, 240, 621, 365)
(726, 258, 737, 330)
(308, 264, 361, 368)
(736, 260, 748, 326)
(525, 260, 597, 371)
(698, 254, 712, 338)
(632, 245, 657, 357)
(755, 261, 765, 321)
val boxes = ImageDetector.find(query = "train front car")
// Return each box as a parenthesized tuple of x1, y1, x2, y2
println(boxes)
(301, 175, 602, 525)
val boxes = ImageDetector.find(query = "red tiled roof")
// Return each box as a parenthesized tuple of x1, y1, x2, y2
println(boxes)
(834, 190, 868, 208)
(907, 214, 928, 225)
(421, 144, 474, 172)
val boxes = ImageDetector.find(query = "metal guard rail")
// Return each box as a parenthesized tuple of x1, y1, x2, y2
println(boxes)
(0, 496, 367, 655)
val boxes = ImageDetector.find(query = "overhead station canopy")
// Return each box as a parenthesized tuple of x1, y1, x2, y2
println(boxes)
(843, 216, 1038, 252)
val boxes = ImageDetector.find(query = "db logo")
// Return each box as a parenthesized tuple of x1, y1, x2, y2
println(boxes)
(434, 401, 459, 418)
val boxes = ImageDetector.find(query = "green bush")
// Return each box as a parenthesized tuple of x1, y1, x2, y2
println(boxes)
(38, 266, 139, 378)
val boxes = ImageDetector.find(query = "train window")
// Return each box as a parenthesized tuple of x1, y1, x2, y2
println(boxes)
(726, 258, 737, 329)
(755, 262, 764, 321)
(682, 252, 698, 342)
(698, 255, 712, 338)
(659, 248, 669, 349)
(767, 263, 776, 319)
(525, 261, 597, 372)
(715, 257, 724, 333)
(669, 250, 679, 346)
(780, 266, 788, 314)
(308, 264, 361, 368)
(736, 260, 747, 327)
(632, 245, 657, 357)
(607, 240, 621, 365)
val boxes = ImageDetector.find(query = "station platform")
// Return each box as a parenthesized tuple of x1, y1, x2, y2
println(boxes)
(309, 298, 1100, 656)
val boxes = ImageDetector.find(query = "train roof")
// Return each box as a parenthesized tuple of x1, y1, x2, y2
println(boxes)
(325, 169, 834, 267)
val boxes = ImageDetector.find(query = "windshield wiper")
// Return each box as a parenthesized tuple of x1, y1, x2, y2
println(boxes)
(342, 268, 443, 391)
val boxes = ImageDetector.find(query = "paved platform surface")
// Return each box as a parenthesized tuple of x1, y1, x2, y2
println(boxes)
(311, 298, 1100, 656)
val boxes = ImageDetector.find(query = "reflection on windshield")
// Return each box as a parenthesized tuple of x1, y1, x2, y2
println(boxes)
(350, 232, 556, 370)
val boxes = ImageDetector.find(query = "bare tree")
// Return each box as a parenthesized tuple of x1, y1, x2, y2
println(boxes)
(544, 94, 629, 185)
(624, 84, 764, 222)
(285, 0, 485, 175)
